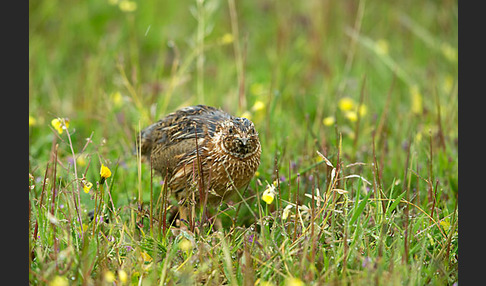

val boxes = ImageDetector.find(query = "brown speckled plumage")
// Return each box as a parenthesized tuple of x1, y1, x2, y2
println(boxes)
(136, 105, 261, 206)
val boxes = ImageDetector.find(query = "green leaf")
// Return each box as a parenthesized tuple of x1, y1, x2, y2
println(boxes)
(349, 190, 372, 225)
(385, 191, 407, 217)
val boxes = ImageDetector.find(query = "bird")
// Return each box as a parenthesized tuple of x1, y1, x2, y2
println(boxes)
(136, 104, 261, 225)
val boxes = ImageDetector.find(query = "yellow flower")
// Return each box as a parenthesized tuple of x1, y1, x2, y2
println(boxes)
(322, 116, 335, 126)
(100, 164, 112, 179)
(415, 131, 423, 143)
(179, 239, 192, 252)
(51, 118, 70, 134)
(104, 271, 116, 283)
(76, 155, 87, 167)
(262, 184, 276, 205)
(80, 223, 89, 233)
(141, 251, 153, 263)
(240, 110, 252, 121)
(358, 104, 367, 116)
(410, 85, 423, 114)
(220, 33, 234, 44)
(110, 91, 123, 107)
(82, 181, 93, 193)
(29, 116, 37, 127)
(338, 97, 355, 112)
(252, 100, 266, 112)
(118, 269, 128, 283)
(246, 100, 266, 124)
(285, 277, 304, 286)
(345, 111, 358, 122)
(375, 39, 389, 55)
(119, 0, 137, 12)
(49, 275, 68, 286)
(440, 217, 451, 232)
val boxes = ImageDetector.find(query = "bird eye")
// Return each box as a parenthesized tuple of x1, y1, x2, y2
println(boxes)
(228, 127, 233, 134)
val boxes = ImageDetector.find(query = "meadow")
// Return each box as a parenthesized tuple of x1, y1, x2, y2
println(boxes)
(29, 0, 458, 285)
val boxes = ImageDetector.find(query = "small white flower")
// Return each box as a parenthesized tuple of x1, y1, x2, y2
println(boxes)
(282, 205, 293, 220)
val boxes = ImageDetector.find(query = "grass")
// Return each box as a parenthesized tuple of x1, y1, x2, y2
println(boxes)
(29, 0, 458, 285)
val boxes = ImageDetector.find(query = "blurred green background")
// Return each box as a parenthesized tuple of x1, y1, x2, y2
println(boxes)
(29, 0, 457, 164)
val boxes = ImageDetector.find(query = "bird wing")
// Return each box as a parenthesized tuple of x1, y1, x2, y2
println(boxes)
(136, 105, 230, 175)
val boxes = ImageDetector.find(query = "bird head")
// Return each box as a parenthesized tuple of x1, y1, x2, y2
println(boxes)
(219, 117, 260, 158)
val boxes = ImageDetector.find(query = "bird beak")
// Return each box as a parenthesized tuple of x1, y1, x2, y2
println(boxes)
(239, 137, 248, 146)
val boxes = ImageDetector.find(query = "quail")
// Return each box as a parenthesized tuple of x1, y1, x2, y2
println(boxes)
(136, 105, 261, 223)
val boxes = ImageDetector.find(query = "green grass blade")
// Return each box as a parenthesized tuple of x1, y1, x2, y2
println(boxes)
(349, 189, 372, 226)
(385, 191, 407, 217)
